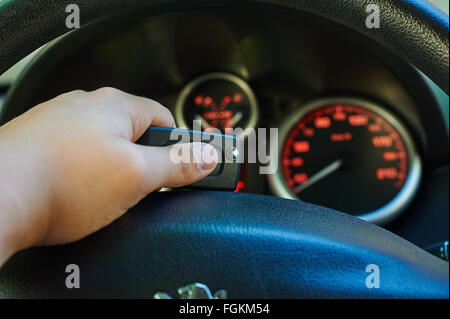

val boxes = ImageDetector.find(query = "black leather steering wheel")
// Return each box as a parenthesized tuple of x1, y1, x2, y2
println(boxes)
(0, 0, 448, 298)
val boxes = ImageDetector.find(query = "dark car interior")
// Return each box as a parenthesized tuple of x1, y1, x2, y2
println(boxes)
(0, 0, 448, 299)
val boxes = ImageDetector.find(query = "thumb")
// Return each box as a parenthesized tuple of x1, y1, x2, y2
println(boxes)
(136, 142, 219, 191)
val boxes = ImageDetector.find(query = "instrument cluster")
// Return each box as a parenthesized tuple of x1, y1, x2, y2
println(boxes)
(174, 72, 422, 224)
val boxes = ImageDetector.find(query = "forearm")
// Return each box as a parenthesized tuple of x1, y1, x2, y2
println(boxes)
(0, 88, 216, 267)
(0, 192, 23, 266)
(0, 133, 52, 266)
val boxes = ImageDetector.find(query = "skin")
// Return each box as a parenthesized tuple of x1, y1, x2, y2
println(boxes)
(0, 87, 218, 266)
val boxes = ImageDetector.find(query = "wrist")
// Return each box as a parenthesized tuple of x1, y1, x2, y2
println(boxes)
(0, 135, 53, 265)
(0, 207, 21, 266)
(0, 179, 48, 265)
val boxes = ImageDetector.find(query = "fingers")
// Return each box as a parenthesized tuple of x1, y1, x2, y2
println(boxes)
(135, 142, 218, 191)
(90, 87, 175, 141)
(85, 88, 218, 192)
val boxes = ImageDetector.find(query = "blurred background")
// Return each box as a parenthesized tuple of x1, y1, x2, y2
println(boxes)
(430, 0, 449, 13)
(0, 0, 448, 112)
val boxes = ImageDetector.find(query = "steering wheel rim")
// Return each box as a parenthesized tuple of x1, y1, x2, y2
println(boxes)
(1, 190, 449, 298)
(0, 0, 448, 298)
(0, 0, 448, 93)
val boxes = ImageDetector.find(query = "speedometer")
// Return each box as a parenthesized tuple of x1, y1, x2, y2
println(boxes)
(269, 98, 422, 224)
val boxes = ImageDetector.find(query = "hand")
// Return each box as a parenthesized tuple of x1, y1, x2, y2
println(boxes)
(0, 87, 218, 265)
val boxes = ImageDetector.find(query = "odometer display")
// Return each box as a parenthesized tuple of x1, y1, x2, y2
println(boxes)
(270, 98, 421, 224)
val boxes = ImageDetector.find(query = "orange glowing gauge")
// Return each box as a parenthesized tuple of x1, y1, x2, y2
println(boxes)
(175, 73, 258, 138)
(269, 98, 422, 225)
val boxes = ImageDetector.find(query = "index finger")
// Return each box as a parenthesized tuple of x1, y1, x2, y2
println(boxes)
(91, 87, 176, 142)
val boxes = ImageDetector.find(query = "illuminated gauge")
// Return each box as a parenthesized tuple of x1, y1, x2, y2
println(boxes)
(269, 98, 422, 224)
(175, 73, 258, 137)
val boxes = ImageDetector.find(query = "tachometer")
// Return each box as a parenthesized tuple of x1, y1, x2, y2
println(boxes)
(269, 98, 422, 224)
(175, 73, 258, 137)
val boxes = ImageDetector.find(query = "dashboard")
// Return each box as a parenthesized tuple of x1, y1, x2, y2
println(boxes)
(174, 71, 422, 225)
(0, 7, 448, 247)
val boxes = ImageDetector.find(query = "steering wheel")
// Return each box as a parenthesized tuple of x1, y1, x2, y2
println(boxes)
(0, 0, 448, 298)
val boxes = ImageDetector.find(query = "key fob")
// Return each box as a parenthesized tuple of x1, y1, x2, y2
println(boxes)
(137, 127, 241, 191)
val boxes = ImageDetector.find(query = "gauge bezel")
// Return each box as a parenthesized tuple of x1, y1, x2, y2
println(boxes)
(268, 97, 422, 225)
(174, 72, 259, 138)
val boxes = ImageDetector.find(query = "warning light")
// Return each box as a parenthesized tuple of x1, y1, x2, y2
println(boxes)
(234, 181, 245, 192)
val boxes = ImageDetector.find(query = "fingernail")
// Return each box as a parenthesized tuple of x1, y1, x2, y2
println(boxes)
(201, 144, 218, 171)
(191, 143, 218, 171)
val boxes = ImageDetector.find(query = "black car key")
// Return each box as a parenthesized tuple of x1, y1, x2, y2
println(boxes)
(137, 127, 241, 191)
